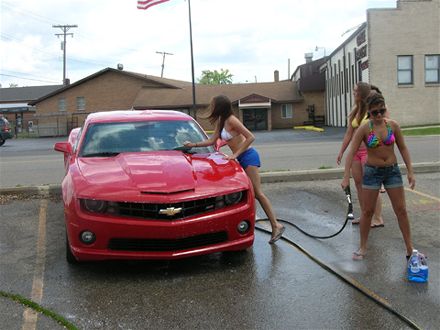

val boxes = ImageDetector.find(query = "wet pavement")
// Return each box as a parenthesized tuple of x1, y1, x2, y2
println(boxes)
(1, 173, 439, 329)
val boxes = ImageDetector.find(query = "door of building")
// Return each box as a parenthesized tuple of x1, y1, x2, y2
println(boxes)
(243, 108, 267, 131)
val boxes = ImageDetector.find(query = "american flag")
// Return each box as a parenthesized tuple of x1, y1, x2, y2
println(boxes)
(137, 0, 170, 11)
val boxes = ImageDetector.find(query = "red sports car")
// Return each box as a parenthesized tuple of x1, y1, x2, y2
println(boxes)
(54, 110, 255, 263)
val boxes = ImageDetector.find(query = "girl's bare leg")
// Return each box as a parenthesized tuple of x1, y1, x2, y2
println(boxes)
(354, 188, 379, 259)
(245, 166, 284, 239)
(371, 194, 384, 226)
(351, 161, 364, 223)
(386, 187, 413, 256)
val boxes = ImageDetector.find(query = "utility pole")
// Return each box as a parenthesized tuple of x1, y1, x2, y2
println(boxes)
(53, 24, 78, 85)
(156, 51, 173, 78)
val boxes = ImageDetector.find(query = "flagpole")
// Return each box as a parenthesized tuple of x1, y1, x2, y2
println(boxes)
(187, 0, 196, 115)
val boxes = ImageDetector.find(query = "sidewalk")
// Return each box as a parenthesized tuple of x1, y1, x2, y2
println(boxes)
(1, 161, 439, 197)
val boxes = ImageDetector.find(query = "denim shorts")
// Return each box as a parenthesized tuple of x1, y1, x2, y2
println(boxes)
(237, 148, 261, 169)
(362, 163, 403, 190)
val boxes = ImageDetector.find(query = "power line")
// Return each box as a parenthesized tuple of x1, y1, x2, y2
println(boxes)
(1, 1, 62, 25)
(0, 73, 58, 84)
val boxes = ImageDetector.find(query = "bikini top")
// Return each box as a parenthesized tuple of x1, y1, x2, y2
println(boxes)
(366, 120, 395, 148)
(351, 114, 369, 128)
(221, 127, 234, 141)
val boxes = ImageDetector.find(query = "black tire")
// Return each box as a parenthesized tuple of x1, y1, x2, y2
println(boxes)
(0, 139, 5, 146)
(66, 233, 78, 264)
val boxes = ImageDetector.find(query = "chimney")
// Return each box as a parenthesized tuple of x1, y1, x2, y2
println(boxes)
(63, 78, 70, 86)
(304, 53, 313, 63)
(274, 70, 279, 82)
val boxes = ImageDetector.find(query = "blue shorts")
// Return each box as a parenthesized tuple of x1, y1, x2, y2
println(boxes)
(362, 163, 403, 190)
(237, 148, 261, 169)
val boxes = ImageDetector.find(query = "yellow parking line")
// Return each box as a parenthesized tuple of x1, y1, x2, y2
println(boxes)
(22, 199, 48, 330)
(405, 188, 440, 203)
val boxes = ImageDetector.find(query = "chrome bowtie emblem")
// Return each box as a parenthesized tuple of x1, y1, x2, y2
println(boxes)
(159, 207, 182, 216)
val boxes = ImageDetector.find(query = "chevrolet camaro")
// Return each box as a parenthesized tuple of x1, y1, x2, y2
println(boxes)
(54, 110, 255, 263)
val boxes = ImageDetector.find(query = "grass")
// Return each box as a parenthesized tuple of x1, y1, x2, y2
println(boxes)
(0, 290, 78, 330)
(318, 166, 333, 170)
(402, 126, 440, 136)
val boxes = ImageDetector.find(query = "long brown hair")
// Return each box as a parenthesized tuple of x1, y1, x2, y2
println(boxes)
(208, 95, 233, 133)
(349, 82, 371, 124)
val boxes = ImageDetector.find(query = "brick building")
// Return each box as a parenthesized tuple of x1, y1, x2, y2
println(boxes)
(30, 67, 322, 135)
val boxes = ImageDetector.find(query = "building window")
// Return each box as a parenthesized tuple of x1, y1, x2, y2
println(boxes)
(58, 98, 66, 112)
(281, 104, 292, 119)
(76, 97, 86, 111)
(425, 55, 440, 84)
(397, 55, 413, 85)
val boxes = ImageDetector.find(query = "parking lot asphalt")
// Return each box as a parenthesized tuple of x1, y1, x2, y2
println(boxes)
(1, 173, 439, 329)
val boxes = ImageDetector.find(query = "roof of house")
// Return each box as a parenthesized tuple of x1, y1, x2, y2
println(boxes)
(29, 68, 192, 105)
(292, 57, 327, 92)
(0, 85, 63, 103)
(133, 80, 302, 109)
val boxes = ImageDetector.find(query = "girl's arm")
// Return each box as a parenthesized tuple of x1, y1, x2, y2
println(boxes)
(184, 122, 220, 148)
(393, 121, 415, 189)
(337, 124, 355, 165)
(341, 126, 365, 189)
(228, 116, 255, 159)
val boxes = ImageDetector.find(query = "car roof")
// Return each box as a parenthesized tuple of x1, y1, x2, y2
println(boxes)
(85, 110, 193, 125)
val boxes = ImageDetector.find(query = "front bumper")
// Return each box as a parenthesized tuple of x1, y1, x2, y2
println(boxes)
(65, 198, 255, 261)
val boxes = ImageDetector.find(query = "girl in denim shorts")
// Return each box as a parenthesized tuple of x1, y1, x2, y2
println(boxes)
(341, 91, 422, 262)
(337, 82, 384, 226)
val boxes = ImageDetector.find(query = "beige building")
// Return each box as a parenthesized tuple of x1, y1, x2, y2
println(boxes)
(368, 0, 440, 125)
(323, 0, 440, 127)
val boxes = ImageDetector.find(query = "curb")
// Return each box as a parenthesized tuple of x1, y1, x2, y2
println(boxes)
(261, 161, 440, 183)
(1, 162, 439, 197)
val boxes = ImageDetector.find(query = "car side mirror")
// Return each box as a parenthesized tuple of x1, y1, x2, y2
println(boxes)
(214, 138, 227, 152)
(54, 141, 72, 154)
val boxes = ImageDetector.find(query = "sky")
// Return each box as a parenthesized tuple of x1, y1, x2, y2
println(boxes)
(0, 0, 397, 88)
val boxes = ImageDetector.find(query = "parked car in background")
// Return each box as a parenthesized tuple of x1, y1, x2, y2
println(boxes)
(54, 110, 255, 263)
(0, 117, 13, 146)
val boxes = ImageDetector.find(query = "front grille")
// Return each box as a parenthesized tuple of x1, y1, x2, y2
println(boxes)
(108, 231, 228, 251)
(117, 197, 217, 220)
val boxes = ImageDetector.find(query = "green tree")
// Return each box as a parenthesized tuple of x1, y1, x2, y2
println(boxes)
(198, 69, 233, 85)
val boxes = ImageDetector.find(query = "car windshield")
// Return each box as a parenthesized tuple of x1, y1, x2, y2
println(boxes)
(79, 120, 213, 157)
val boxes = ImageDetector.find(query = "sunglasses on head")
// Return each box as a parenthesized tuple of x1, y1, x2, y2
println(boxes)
(370, 108, 386, 117)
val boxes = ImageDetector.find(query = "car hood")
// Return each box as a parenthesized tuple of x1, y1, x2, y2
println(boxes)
(74, 151, 248, 200)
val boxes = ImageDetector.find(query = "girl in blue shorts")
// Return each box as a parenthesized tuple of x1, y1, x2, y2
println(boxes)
(341, 91, 421, 262)
(185, 95, 285, 244)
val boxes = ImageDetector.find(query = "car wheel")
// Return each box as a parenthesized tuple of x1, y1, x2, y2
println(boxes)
(0, 139, 5, 146)
(65, 233, 78, 264)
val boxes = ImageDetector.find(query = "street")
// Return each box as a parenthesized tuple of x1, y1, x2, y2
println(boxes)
(0, 129, 439, 188)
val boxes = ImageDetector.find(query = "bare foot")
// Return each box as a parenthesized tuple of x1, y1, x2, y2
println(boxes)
(352, 249, 366, 260)
(269, 225, 285, 244)
(352, 218, 360, 225)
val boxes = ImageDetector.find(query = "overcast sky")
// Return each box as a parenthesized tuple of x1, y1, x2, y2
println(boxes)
(1, 0, 397, 87)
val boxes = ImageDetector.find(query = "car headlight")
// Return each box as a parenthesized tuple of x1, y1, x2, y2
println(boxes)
(80, 199, 107, 213)
(224, 191, 243, 205)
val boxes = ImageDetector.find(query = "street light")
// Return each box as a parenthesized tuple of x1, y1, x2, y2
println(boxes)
(315, 46, 326, 57)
